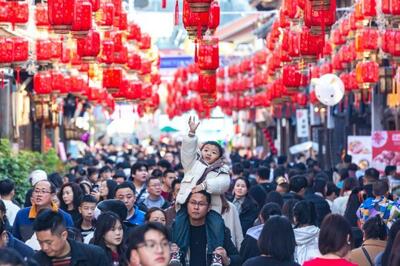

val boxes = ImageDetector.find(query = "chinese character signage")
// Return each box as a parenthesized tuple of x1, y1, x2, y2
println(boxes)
(296, 109, 309, 138)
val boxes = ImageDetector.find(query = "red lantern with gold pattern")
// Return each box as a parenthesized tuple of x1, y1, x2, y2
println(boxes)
(34, 71, 52, 95)
(100, 39, 114, 64)
(113, 45, 128, 65)
(0, 38, 13, 66)
(355, 28, 379, 53)
(361, 0, 377, 18)
(50, 39, 62, 61)
(13, 37, 28, 63)
(36, 39, 52, 63)
(139, 33, 151, 50)
(140, 60, 152, 75)
(304, 0, 336, 32)
(208, 0, 220, 31)
(114, 11, 128, 30)
(198, 38, 219, 71)
(282, 64, 301, 91)
(71, 0, 92, 37)
(182, 0, 209, 39)
(103, 67, 122, 93)
(127, 23, 142, 42)
(77, 29, 100, 62)
(48, 0, 74, 33)
(198, 72, 217, 107)
(356, 61, 379, 84)
(97, 3, 114, 29)
(127, 52, 141, 72)
(35, 3, 49, 28)
(300, 27, 324, 60)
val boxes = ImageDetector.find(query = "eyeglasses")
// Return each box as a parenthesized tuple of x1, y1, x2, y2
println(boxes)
(33, 189, 52, 195)
(138, 240, 170, 252)
(188, 200, 208, 208)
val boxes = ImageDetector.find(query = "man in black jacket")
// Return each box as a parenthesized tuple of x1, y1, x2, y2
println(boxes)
(304, 178, 331, 226)
(172, 191, 241, 266)
(32, 209, 108, 266)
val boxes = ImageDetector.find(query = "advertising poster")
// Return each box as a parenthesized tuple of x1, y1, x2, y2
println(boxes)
(347, 136, 372, 168)
(296, 109, 309, 138)
(371, 131, 400, 173)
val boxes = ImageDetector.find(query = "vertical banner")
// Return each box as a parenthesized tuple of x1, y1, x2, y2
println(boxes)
(296, 109, 309, 138)
(347, 136, 372, 167)
(372, 131, 400, 173)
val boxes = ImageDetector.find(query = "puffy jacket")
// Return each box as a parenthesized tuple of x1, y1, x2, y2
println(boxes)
(294, 225, 320, 265)
(177, 135, 230, 213)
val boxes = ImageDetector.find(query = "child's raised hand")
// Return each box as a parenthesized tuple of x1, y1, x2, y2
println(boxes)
(188, 116, 200, 134)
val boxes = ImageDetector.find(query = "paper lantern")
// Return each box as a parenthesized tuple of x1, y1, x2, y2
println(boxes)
(315, 74, 345, 106)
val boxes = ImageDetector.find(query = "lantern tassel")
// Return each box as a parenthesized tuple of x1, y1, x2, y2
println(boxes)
(174, 0, 179, 26)
(0, 71, 3, 90)
(162, 0, 166, 8)
(194, 39, 198, 63)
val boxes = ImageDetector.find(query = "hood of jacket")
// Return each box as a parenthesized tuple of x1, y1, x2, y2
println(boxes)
(294, 225, 320, 245)
(246, 224, 264, 240)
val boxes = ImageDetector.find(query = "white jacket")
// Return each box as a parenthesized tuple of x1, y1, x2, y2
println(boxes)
(177, 135, 230, 213)
(331, 191, 352, 216)
(222, 201, 244, 249)
(294, 225, 320, 265)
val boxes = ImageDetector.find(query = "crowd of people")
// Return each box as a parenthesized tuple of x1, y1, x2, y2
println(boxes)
(0, 117, 400, 266)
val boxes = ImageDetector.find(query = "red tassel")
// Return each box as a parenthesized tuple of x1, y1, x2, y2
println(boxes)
(197, 22, 202, 40)
(174, 0, 179, 25)
(15, 67, 20, 85)
(194, 39, 198, 63)
(0, 71, 3, 90)
(162, 0, 166, 8)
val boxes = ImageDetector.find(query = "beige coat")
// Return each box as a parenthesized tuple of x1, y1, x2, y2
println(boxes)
(176, 135, 230, 213)
(349, 239, 386, 266)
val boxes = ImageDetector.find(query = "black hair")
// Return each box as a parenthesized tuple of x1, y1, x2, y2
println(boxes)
(64, 173, 77, 184)
(385, 165, 397, 176)
(88, 167, 99, 177)
(99, 166, 112, 175)
(158, 159, 171, 170)
(365, 168, 380, 181)
(163, 169, 175, 177)
(48, 172, 63, 189)
(97, 200, 128, 221)
(58, 182, 83, 211)
(187, 191, 211, 205)
(348, 163, 358, 172)
(171, 179, 181, 192)
(144, 207, 166, 222)
(260, 202, 282, 223)
(289, 175, 308, 193)
(319, 214, 353, 256)
(344, 188, 362, 227)
(313, 178, 327, 196)
(293, 200, 317, 227)
(113, 170, 126, 180)
(258, 216, 296, 262)
(200, 141, 224, 158)
(277, 155, 287, 165)
(257, 167, 270, 180)
(0, 179, 15, 196)
(343, 177, 358, 192)
(114, 181, 136, 195)
(32, 209, 66, 235)
(265, 191, 283, 208)
(150, 169, 163, 178)
(146, 176, 161, 186)
(126, 222, 170, 260)
(363, 215, 387, 240)
(0, 248, 27, 266)
(373, 180, 389, 197)
(282, 199, 299, 224)
(130, 162, 148, 177)
(102, 179, 118, 200)
(381, 220, 400, 266)
(233, 177, 251, 193)
(93, 212, 126, 265)
(80, 194, 98, 205)
(33, 180, 57, 194)
(232, 163, 244, 176)
(344, 154, 352, 163)
(326, 182, 339, 197)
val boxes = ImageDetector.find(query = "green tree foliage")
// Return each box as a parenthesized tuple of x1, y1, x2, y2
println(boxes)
(0, 139, 65, 204)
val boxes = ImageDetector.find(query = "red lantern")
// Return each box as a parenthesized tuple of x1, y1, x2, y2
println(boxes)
(282, 64, 301, 90)
(114, 11, 128, 30)
(182, 0, 209, 39)
(13, 38, 28, 63)
(361, 0, 377, 18)
(140, 60, 152, 75)
(288, 30, 300, 58)
(208, 0, 220, 31)
(51, 71, 64, 94)
(113, 45, 128, 65)
(139, 33, 151, 50)
(382, 29, 400, 57)
(304, 0, 336, 32)
(103, 67, 122, 93)
(0, 38, 13, 66)
(112, 0, 122, 16)
(198, 72, 217, 105)
(48, 0, 74, 33)
(355, 28, 379, 53)
(97, 3, 114, 29)
(100, 40, 114, 64)
(50, 38, 62, 60)
(35, 3, 49, 28)
(356, 61, 379, 84)
(331, 27, 346, 46)
(71, 0, 92, 37)
(77, 29, 100, 62)
(127, 23, 142, 42)
(127, 52, 141, 72)
(300, 27, 324, 59)
(296, 93, 307, 106)
(36, 39, 52, 63)
(34, 71, 52, 95)
(186, 0, 212, 12)
(8, 1, 29, 26)
(198, 37, 219, 71)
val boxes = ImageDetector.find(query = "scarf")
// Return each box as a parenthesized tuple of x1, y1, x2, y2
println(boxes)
(196, 157, 226, 185)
